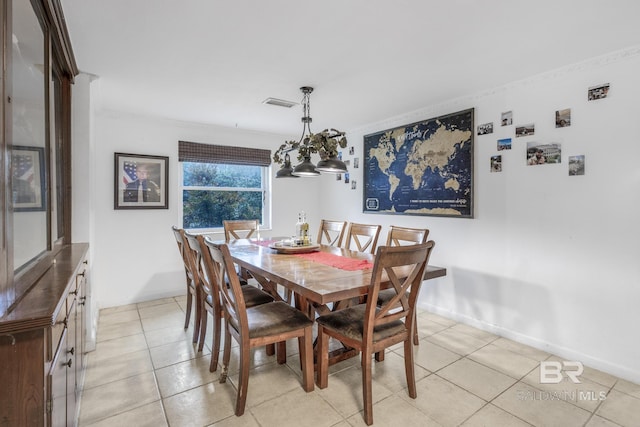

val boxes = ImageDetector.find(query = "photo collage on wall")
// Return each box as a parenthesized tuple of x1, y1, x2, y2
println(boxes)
(338, 145, 358, 189)
(477, 83, 608, 176)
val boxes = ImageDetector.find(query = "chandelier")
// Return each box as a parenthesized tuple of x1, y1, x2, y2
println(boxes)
(273, 86, 348, 178)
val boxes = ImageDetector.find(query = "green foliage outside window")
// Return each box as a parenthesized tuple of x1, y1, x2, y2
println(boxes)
(182, 162, 264, 229)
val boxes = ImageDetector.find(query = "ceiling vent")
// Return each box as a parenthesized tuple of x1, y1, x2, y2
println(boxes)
(263, 97, 297, 108)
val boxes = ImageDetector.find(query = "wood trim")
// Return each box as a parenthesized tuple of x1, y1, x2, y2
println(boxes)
(42, 0, 78, 79)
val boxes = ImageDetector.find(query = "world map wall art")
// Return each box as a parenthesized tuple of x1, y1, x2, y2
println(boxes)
(363, 108, 474, 218)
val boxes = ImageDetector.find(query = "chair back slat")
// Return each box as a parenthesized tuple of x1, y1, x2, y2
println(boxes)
(204, 238, 247, 334)
(363, 242, 435, 344)
(223, 220, 259, 242)
(385, 226, 429, 247)
(345, 223, 382, 254)
(172, 226, 193, 281)
(185, 232, 222, 309)
(317, 220, 347, 246)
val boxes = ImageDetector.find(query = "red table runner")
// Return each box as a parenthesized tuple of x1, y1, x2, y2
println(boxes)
(294, 251, 373, 271)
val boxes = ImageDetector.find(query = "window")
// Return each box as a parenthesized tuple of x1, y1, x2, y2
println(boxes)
(179, 141, 271, 230)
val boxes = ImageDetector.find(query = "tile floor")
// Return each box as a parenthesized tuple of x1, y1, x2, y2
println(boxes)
(78, 295, 640, 427)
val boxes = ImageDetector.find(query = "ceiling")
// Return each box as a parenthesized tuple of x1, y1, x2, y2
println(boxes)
(60, 0, 640, 136)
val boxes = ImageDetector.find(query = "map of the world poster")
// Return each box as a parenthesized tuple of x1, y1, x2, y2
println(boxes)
(363, 108, 474, 218)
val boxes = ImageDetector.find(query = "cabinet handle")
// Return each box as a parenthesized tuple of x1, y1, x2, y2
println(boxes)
(78, 271, 86, 278)
(80, 296, 87, 305)
(83, 260, 88, 265)
(65, 359, 73, 368)
(68, 347, 75, 356)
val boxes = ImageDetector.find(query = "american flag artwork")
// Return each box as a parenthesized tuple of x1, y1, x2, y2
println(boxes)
(123, 161, 138, 184)
(13, 154, 34, 183)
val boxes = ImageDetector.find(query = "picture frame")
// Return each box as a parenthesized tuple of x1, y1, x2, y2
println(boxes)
(363, 108, 474, 218)
(114, 153, 169, 209)
(11, 146, 46, 212)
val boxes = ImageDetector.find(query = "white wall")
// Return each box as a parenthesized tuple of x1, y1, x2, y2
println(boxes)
(87, 111, 323, 310)
(321, 47, 640, 382)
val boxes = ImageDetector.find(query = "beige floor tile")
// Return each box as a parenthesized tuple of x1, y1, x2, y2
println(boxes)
(144, 323, 195, 348)
(227, 361, 310, 409)
(425, 328, 490, 356)
(420, 311, 458, 327)
(596, 389, 640, 427)
(149, 337, 208, 369)
(438, 358, 517, 401)
(98, 308, 140, 326)
(79, 372, 160, 425)
(448, 323, 499, 343)
(92, 333, 148, 361)
(138, 301, 184, 319)
(80, 400, 168, 427)
(545, 355, 620, 389)
(251, 389, 343, 427)
(317, 364, 394, 418)
(402, 374, 485, 426)
(614, 379, 640, 399)
(493, 382, 591, 427)
(163, 382, 236, 426)
(210, 412, 262, 427)
(584, 415, 624, 427)
(137, 297, 177, 308)
(460, 403, 532, 427)
(369, 350, 430, 393)
(99, 304, 137, 316)
(83, 349, 154, 390)
(415, 316, 452, 337)
(346, 394, 442, 427)
(140, 311, 187, 332)
(155, 354, 218, 398)
(413, 340, 461, 372)
(491, 337, 550, 361)
(468, 344, 539, 379)
(521, 365, 611, 412)
(96, 319, 143, 342)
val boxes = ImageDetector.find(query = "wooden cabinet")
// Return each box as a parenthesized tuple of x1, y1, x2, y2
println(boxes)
(0, 244, 89, 426)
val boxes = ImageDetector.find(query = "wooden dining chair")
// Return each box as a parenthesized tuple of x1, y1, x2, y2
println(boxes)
(378, 225, 430, 346)
(316, 219, 347, 246)
(171, 226, 201, 343)
(184, 231, 274, 371)
(204, 239, 314, 416)
(316, 241, 435, 426)
(344, 222, 382, 254)
(223, 219, 260, 282)
(223, 219, 259, 242)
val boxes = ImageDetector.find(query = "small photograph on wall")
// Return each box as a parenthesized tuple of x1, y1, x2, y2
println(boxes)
(556, 108, 571, 128)
(569, 155, 585, 176)
(353, 157, 359, 168)
(497, 138, 512, 151)
(588, 83, 610, 101)
(516, 123, 535, 137)
(491, 155, 502, 172)
(349, 146, 355, 155)
(527, 142, 561, 165)
(477, 122, 494, 135)
(501, 111, 513, 126)
(351, 180, 357, 190)
(336, 173, 342, 181)
(344, 172, 350, 184)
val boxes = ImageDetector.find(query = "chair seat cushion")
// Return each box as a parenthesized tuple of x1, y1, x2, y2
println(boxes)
(242, 285, 275, 307)
(316, 304, 406, 342)
(246, 302, 313, 338)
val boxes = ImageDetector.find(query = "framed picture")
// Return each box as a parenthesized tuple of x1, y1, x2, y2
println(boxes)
(114, 153, 168, 209)
(363, 108, 474, 218)
(11, 146, 46, 211)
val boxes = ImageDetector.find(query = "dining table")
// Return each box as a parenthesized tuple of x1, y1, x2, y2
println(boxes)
(224, 238, 447, 365)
